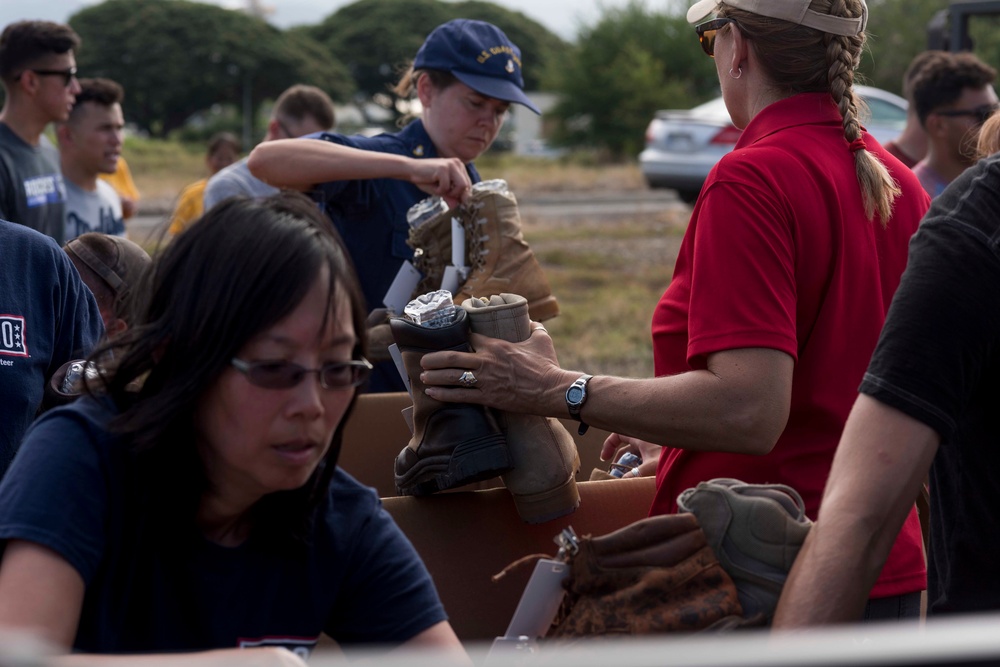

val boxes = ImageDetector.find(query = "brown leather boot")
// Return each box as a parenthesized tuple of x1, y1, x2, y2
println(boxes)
(407, 200, 457, 298)
(462, 294, 580, 522)
(457, 186, 560, 322)
(390, 308, 512, 496)
(405, 183, 560, 323)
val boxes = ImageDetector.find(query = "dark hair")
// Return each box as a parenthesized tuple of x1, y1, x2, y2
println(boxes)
(901, 50, 948, 101)
(273, 84, 336, 132)
(69, 77, 124, 121)
(0, 20, 80, 82)
(391, 66, 458, 126)
(90, 192, 368, 548)
(718, 0, 899, 223)
(207, 131, 241, 157)
(392, 66, 457, 99)
(911, 51, 997, 125)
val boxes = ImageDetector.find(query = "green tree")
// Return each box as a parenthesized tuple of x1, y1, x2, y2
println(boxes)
(860, 0, 949, 94)
(308, 0, 564, 108)
(545, 0, 718, 159)
(70, 0, 353, 137)
(307, 0, 452, 100)
(446, 1, 567, 91)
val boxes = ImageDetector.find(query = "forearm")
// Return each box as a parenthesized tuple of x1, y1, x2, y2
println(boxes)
(424, 342, 791, 455)
(772, 512, 884, 627)
(247, 139, 414, 190)
(573, 365, 787, 454)
(773, 395, 938, 628)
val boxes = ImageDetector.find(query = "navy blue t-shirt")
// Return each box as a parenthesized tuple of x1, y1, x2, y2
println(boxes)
(310, 120, 481, 393)
(0, 219, 103, 477)
(0, 397, 447, 655)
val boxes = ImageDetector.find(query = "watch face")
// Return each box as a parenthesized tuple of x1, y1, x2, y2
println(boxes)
(567, 386, 584, 404)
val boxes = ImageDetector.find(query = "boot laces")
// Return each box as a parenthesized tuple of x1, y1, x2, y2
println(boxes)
(463, 211, 492, 274)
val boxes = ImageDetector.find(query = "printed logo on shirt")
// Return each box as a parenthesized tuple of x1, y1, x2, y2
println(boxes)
(66, 207, 126, 239)
(238, 636, 318, 659)
(23, 173, 64, 208)
(0, 315, 28, 358)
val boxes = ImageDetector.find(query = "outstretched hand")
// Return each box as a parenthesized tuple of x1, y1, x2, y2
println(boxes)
(420, 324, 567, 416)
(600, 433, 662, 477)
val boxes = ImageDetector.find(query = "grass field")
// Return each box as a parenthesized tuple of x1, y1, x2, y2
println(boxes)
(125, 137, 690, 380)
(520, 205, 689, 379)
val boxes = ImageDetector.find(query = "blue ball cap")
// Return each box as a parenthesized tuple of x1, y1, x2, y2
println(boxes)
(413, 19, 541, 114)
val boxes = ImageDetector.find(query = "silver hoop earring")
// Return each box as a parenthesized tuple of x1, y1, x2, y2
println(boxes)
(729, 67, 743, 79)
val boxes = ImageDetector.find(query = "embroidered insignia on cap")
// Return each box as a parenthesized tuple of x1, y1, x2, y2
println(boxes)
(413, 145, 425, 157)
(505, 59, 515, 74)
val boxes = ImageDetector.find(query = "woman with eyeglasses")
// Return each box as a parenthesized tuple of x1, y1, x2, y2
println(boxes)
(0, 193, 467, 664)
(420, 0, 928, 622)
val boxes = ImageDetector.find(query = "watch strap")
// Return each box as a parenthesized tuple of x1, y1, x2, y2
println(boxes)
(565, 374, 594, 436)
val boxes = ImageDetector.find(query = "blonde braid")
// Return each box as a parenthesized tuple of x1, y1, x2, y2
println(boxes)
(826, 0, 900, 225)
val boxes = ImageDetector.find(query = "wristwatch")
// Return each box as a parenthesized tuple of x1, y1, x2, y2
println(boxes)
(565, 374, 594, 436)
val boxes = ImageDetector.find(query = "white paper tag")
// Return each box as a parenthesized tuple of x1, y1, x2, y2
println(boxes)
(400, 405, 414, 434)
(387, 344, 411, 396)
(503, 558, 568, 639)
(451, 216, 466, 269)
(383, 260, 422, 313)
(439, 265, 465, 296)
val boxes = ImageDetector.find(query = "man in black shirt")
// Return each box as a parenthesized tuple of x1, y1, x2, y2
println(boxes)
(774, 152, 1000, 625)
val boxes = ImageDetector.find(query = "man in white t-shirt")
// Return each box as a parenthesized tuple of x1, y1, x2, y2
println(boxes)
(56, 77, 125, 240)
(203, 84, 335, 210)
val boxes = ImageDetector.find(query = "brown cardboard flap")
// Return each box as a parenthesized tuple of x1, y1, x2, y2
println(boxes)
(382, 476, 656, 642)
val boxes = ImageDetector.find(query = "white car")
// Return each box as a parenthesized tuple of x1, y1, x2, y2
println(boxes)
(639, 85, 909, 203)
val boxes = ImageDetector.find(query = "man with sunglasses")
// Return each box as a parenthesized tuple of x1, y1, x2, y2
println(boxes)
(910, 51, 997, 198)
(0, 20, 82, 245)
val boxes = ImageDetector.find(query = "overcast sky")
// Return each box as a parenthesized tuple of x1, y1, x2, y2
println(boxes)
(0, 0, 666, 42)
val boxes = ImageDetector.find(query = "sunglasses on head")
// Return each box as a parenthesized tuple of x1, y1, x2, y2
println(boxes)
(695, 18, 740, 57)
(15, 66, 77, 87)
(934, 103, 1000, 126)
(231, 357, 373, 391)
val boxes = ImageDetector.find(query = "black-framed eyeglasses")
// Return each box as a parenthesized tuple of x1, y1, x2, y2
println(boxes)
(231, 357, 373, 390)
(934, 103, 1000, 126)
(15, 66, 78, 87)
(695, 18, 739, 58)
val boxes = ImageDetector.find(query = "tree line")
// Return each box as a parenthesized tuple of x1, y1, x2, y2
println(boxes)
(61, 0, 997, 160)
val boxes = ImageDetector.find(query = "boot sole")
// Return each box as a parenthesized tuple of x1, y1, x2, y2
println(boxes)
(395, 434, 512, 496)
(510, 453, 582, 524)
(526, 295, 560, 323)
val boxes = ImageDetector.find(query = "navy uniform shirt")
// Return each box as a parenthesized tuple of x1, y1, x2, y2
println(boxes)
(311, 120, 481, 392)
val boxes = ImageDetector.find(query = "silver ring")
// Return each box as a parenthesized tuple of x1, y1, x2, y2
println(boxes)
(458, 371, 478, 388)
(533, 325, 547, 334)
(630, 467, 641, 477)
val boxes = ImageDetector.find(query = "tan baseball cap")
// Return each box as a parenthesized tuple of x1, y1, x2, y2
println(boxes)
(686, 0, 868, 37)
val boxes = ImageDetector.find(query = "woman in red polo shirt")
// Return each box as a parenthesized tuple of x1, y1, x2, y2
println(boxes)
(420, 0, 928, 621)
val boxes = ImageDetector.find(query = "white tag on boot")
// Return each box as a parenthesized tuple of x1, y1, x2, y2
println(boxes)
(451, 216, 466, 269)
(383, 261, 422, 314)
(502, 558, 568, 639)
(387, 344, 411, 396)
(439, 265, 465, 296)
